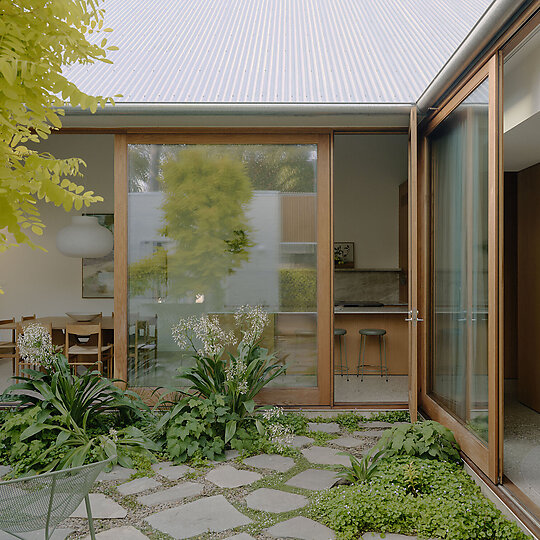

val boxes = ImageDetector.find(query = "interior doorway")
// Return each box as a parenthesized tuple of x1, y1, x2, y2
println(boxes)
(332, 133, 409, 405)
(502, 25, 540, 518)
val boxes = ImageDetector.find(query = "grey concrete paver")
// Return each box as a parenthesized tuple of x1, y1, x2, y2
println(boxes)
(302, 446, 351, 466)
(0, 465, 11, 478)
(83, 526, 149, 539)
(359, 421, 395, 428)
(137, 481, 204, 506)
(117, 476, 161, 496)
(96, 465, 136, 482)
(353, 430, 387, 438)
(307, 422, 340, 433)
(224, 534, 256, 540)
(71, 494, 127, 519)
(291, 435, 314, 447)
(285, 469, 338, 490)
(331, 436, 364, 448)
(151, 461, 193, 481)
(145, 494, 251, 539)
(246, 488, 308, 513)
(206, 464, 261, 488)
(266, 516, 335, 539)
(243, 453, 295, 472)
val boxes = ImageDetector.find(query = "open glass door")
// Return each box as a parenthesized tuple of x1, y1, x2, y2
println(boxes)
(419, 57, 500, 481)
(408, 107, 419, 422)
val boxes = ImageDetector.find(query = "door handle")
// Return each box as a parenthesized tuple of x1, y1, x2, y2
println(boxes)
(405, 311, 413, 322)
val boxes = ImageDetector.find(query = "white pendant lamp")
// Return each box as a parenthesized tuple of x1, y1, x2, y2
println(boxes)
(56, 216, 113, 258)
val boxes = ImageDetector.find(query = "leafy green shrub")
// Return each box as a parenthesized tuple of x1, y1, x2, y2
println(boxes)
(369, 410, 410, 423)
(335, 412, 364, 432)
(376, 420, 461, 463)
(279, 268, 317, 311)
(7, 354, 148, 425)
(157, 394, 249, 463)
(336, 449, 386, 483)
(311, 457, 530, 540)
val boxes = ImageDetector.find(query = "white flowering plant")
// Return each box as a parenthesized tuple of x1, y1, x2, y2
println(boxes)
(16, 323, 54, 368)
(171, 305, 286, 417)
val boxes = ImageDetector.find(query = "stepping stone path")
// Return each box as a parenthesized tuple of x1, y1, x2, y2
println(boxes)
(308, 421, 340, 433)
(151, 461, 192, 480)
(266, 516, 336, 540)
(0, 465, 11, 478)
(137, 481, 204, 506)
(96, 465, 135, 482)
(83, 526, 149, 539)
(286, 468, 338, 490)
(243, 453, 295, 472)
(302, 445, 351, 466)
(65, 414, 422, 539)
(332, 435, 364, 447)
(246, 488, 308, 513)
(206, 464, 262, 488)
(291, 435, 315, 447)
(117, 476, 161, 496)
(71, 494, 127, 519)
(145, 494, 251, 539)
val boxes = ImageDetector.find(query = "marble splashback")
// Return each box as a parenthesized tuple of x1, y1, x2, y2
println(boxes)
(334, 270, 402, 304)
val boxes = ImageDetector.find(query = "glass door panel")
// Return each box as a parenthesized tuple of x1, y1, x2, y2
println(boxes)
(126, 143, 320, 396)
(430, 78, 490, 443)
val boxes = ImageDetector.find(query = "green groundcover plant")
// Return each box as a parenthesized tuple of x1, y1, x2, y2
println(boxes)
(311, 456, 530, 540)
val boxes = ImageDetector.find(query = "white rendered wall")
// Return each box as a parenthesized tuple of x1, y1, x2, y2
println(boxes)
(333, 133, 408, 270)
(0, 134, 115, 320)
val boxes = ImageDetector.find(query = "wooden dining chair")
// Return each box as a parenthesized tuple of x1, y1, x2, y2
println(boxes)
(0, 318, 16, 375)
(65, 323, 111, 375)
(15, 322, 53, 376)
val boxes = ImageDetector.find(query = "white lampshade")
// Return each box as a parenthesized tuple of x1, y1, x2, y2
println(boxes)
(56, 216, 113, 258)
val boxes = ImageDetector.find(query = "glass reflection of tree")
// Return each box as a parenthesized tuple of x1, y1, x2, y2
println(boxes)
(129, 148, 252, 302)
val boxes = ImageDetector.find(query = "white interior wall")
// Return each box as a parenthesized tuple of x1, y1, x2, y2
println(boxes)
(0, 134, 115, 320)
(333, 133, 408, 269)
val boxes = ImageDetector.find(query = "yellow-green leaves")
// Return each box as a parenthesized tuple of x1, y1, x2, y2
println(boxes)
(0, 0, 117, 255)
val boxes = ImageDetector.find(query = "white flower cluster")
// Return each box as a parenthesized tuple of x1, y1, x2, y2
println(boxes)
(261, 406, 284, 421)
(16, 323, 54, 367)
(267, 423, 294, 450)
(108, 428, 119, 442)
(225, 358, 248, 394)
(172, 314, 236, 358)
(234, 305, 269, 347)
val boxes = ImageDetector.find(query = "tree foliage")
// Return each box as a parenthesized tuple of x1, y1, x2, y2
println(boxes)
(129, 148, 252, 300)
(0, 0, 118, 254)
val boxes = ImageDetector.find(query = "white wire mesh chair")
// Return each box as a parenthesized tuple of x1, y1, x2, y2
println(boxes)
(0, 458, 112, 540)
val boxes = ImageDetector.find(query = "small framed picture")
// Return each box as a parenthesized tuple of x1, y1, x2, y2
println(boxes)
(82, 213, 114, 298)
(334, 242, 354, 269)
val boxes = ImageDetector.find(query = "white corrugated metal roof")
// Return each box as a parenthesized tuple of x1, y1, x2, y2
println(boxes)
(64, 0, 493, 105)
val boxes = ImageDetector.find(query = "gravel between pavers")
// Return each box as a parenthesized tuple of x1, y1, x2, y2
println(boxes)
(59, 417, 381, 539)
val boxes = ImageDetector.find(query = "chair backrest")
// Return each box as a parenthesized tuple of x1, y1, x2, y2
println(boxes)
(21, 314, 36, 322)
(0, 458, 111, 535)
(0, 317, 15, 343)
(66, 323, 102, 350)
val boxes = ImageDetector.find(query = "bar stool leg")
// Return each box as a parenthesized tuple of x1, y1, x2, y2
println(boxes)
(384, 334, 388, 382)
(343, 335, 349, 381)
(379, 335, 383, 377)
(338, 335, 343, 376)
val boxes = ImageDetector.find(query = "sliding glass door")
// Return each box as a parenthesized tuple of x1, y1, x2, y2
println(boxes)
(421, 58, 500, 481)
(123, 135, 331, 405)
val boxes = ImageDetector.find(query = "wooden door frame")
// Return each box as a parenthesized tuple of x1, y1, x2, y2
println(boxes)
(113, 132, 332, 406)
(418, 57, 500, 482)
(408, 107, 419, 422)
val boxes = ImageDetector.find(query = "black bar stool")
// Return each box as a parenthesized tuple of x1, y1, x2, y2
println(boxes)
(357, 328, 388, 382)
(334, 328, 348, 380)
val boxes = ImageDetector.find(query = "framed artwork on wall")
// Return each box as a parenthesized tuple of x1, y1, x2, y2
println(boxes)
(82, 213, 114, 298)
(334, 241, 354, 269)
